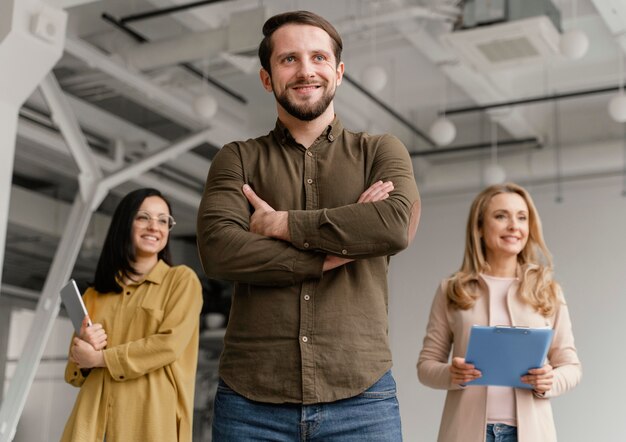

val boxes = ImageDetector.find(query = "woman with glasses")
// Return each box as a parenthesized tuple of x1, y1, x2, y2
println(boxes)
(417, 183, 581, 442)
(61, 188, 203, 442)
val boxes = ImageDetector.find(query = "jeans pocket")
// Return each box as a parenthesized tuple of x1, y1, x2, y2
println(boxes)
(358, 370, 397, 399)
(216, 379, 237, 395)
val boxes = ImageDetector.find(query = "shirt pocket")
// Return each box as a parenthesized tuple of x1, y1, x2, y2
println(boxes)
(135, 306, 164, 335)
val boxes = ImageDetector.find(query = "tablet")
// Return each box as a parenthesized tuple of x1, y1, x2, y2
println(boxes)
(464, 325, 553, 389)
(60, 279, 91, 334)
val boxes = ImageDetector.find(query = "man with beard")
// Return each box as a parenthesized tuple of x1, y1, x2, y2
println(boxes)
(197, 10, 420, 441)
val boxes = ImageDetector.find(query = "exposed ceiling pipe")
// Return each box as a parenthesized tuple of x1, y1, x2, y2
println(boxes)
(343, 73, 437, 148)
(120, 0, 234, 24)
(409, 137, 541, 157)
(441, 84, 625, 115)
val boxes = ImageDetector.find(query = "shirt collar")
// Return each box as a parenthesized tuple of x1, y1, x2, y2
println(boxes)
(144, 259, 170, 285)
(273, 116, 343, 145)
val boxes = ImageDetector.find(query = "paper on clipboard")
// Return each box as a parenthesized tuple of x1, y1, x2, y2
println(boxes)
(464, 325, 553, 389)
(60, 279, 91, 334)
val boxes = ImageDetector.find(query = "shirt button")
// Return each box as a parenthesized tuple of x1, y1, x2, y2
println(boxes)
(306, 178, 313, 184)
(341, 249, 348, 255)
(304, 294, 310, 301)
(126, 291, 131, 295)
(303, 242, 309, 248)
(119, 375, 125, 380)
(302, 336, 308, 343)
(328, 134, 335, 141)
(307, 151, 313, 157)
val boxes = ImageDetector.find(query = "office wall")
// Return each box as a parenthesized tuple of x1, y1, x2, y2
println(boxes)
(389, 176, 626, 441)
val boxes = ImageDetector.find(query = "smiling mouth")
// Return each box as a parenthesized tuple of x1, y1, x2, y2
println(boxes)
(292, 84, 321, 93)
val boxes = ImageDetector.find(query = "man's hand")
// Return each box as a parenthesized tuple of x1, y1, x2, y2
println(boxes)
(70, 337, 106, 369)
(243, 184, 290, 241)
(357, 180, 394, 203)
(79, 316, 107, 351)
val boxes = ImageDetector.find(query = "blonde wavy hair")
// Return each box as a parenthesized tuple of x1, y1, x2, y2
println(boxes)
(446, 183, 562, 317)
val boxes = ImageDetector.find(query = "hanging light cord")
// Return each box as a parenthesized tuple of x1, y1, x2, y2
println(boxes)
(490, 119, 498, 165)
(622, 123, 626, 196)
(553, 97, 563, 203)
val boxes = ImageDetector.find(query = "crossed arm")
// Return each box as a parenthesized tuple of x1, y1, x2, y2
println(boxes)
(197, 138, 420, 285)
(242, 180, 396, 271)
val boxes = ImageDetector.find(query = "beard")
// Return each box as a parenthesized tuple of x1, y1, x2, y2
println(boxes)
(273, 80, 335, 121)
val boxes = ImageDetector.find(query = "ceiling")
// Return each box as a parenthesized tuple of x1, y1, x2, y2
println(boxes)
(4, 0, 626, 293)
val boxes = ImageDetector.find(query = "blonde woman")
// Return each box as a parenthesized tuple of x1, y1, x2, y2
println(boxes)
(417, 183, 581, 442)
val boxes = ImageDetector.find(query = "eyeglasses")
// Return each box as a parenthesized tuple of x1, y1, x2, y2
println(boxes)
(134, 211, 176, 231)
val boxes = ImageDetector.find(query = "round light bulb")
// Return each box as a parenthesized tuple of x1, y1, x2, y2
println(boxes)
(559, 29, 589, 60)
(429, 117, 457, 146)
(608, 92, 626, 122)
(483, 163, 506, 186)
(361, 65, 388, 92)
(193, 94, 218, 121)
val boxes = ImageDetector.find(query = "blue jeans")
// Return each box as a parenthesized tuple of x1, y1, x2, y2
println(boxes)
(212, 370, 402, 441)
(486, 423, 518, 442)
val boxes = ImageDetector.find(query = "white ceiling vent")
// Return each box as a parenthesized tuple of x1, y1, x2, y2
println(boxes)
(441, 16, 560, 72)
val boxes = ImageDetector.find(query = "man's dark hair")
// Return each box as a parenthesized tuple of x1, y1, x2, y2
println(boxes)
(93, 188, 173, 294)
(258, 10, 343, 75)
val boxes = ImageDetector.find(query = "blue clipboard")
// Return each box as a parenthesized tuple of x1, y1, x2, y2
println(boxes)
(464, 325, 553, 389)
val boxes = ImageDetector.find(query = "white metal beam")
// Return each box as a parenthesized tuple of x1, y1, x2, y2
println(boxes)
(118, 6, 266, 71)
(0, 0, 66, 296)
(96, 128, 213, 210)
(39, 73, 103, 203)
(0, 195, 94, 442)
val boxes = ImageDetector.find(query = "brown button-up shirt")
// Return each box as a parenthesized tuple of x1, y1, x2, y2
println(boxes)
(197, 117, 420, 404)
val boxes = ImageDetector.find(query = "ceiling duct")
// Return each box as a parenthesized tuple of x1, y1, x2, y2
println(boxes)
(442, 0, 561, 71)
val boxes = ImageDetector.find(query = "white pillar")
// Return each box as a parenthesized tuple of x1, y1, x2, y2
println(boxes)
(0, 0, 67, 287)
(0, 104, 18, 287)
(0, 195, 93, 442)
(0, 3, 68, 438)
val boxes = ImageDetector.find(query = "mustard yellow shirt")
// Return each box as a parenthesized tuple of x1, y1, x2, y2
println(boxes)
(61, 260, 203, 442)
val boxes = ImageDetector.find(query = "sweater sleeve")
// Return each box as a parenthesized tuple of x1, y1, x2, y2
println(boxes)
(102, 267, 203, 382)
(197, 143, 325, 286)
(417, 282, 463, 390)
(288, 134, 420, 258)
(543, 295, 582, 398)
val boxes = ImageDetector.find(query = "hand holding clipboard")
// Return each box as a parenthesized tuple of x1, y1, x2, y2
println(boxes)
(463, 325, 553, 390)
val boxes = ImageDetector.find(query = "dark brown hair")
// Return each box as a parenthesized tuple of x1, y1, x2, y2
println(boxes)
(258, 10, 343, 74)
